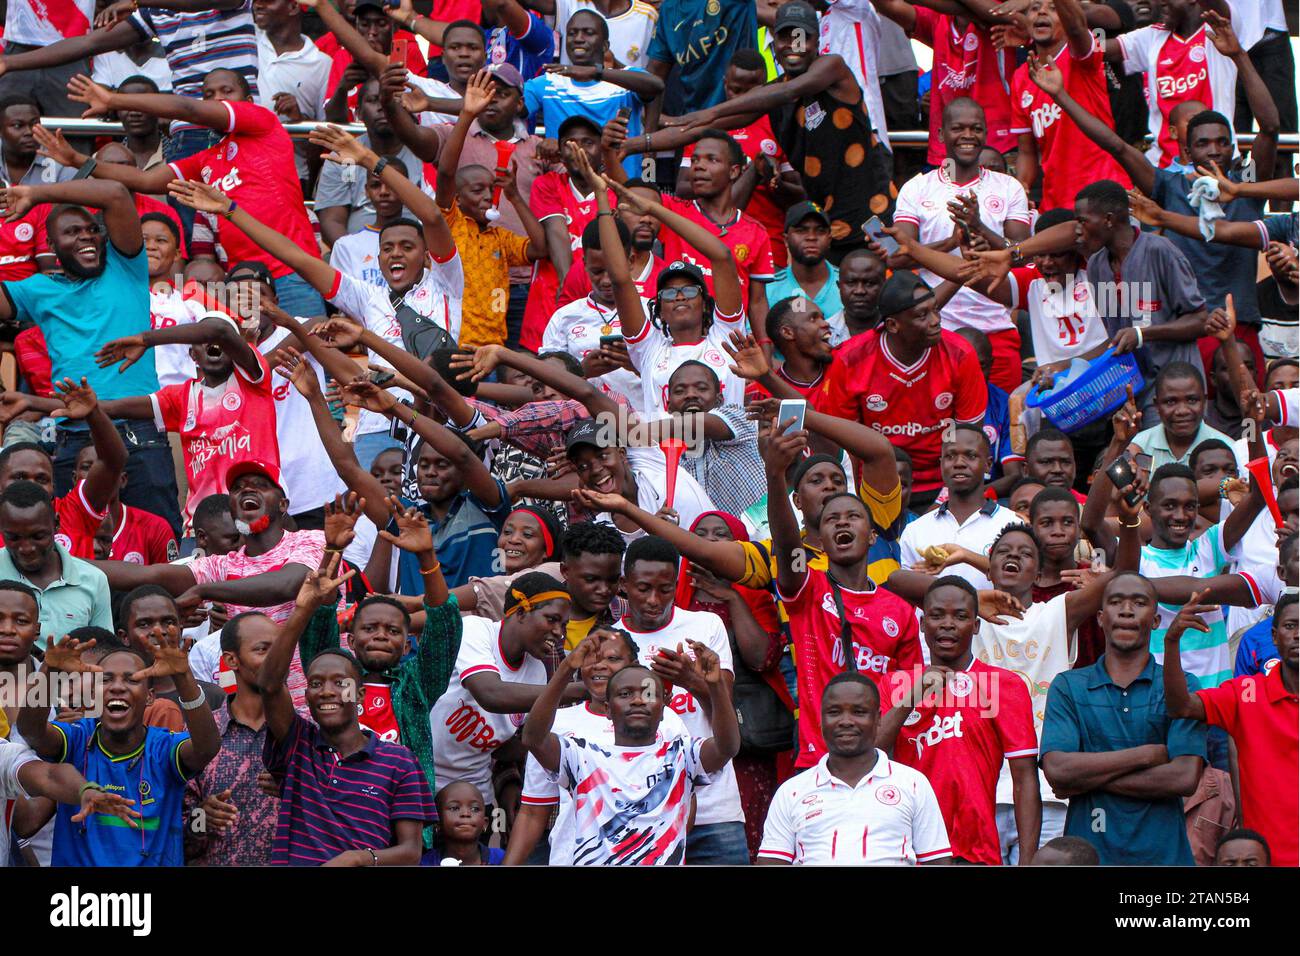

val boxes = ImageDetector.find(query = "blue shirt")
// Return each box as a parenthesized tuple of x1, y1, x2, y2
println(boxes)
(1234, 615, 1280, 677)
(3, 243, 158, 401)
(487, 13, 554, 80)
(394, 482, 512, 595)
(1040, 654, 1206, 865)
(523, 72, 645, 178)
(1151, 166, 1266, 324)
(646, 0, 756, 114)
(765, 264, 842, 320)
(50, 719, 191, 866)
(984, 383, 1013, 480)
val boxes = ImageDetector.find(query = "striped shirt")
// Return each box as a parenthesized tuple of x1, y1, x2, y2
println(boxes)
(264, 715, 435, 866)
(130, 3, 258, 133)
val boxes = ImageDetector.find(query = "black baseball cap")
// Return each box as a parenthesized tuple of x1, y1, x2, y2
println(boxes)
(558, 114, 602, 141)
(655, 259, 707, 294)
(774, 0, 820, 36)
(565, 418, 616, 457)
(878, 271, 934, 319)
(784, 200, 830, 230)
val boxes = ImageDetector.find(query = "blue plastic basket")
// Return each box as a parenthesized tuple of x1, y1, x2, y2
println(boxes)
(1025, 348, 1144, 433)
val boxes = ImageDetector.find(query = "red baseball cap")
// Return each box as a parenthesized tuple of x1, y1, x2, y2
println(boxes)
(224, 458, 283, 493)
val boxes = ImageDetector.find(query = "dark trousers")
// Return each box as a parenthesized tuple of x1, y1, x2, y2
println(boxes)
(1235, 33, 1298, 134)
(506, 283, 529, 351)
(881, 70, 925, 187)
(55, 419, 182, 538)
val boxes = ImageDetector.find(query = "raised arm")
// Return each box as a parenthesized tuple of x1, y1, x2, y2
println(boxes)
(1079, 388, 1140, 562)
(450, 344, 621, 422)
(1161, 593, 1211, 722)
(1055, 0, 1095, 59)
(542, 63, 663, 101)
(4, 179, 141, 257)
(606, 175, 742, 315)
(169, 180, 336, 294)
(305, 0, 388, 75)
(97, 314, 262, 381)
(687, 642, 741, 772)
(68, 74, 239, 135)
(0, 18, 137, 78)
(16, 637, 103, 759)
(1127, 189, 1279, 250)
(45, 378, 127, 516)
(309, 124, 455, 261)
(31, 124, 175, 197)
(887, 225, 1011, 306)
(765, 419, 812, 598)
(1204, 10, 1277, 181)
(131, 624, 220, 775)
(1028, 57, 1155, 196)
(258, 555, 355, 740)
(521, 636, 594, 772)
(435, 71, 493, 209)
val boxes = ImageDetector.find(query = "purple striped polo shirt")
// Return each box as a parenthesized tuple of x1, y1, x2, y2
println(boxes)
(264, 715, 435, 866)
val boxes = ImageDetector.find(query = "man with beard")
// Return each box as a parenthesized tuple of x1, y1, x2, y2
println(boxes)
(1041, 572, 1206, 865)
(260, 553, 435, 866)
(554, 178, 664, 306)
(0, 177, 180, 534)
(765, 203, 842, 342)
(764, 296, 835, 398)
(758, 674, 952, 865)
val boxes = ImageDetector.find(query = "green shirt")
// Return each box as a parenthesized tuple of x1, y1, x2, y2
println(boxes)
(298, 595, 463, 844)
(0, 543, 113, 651)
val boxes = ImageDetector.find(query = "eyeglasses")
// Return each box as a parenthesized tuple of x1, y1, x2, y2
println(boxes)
(658, 285, 703, 302)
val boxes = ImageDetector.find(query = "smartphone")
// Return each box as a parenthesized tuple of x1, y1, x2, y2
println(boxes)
(390, 37, 408, 66)
(863, 215, 899, 255)
(778, 398, 807, 434)
(369, 368, 396, 388)
(615, 107, 631, 123)
(599, 333, 624, 348)
(1105, 453, 1142, 507)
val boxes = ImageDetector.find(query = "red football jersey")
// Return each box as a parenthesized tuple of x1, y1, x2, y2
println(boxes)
(1010, 40, 1132, 211)
(521, 170, 617, 350)
(913, 9, 1016, 165)
(886, 659, 1038, 866)
(812, 329, 987, 493)
(168, 101, 317, 278)
(658, 196, 776, 311)
(109, 504, 178, 565)
(0, 204, 49, 281)
(779, 569, 922, 769)
(683, 115, 791, 268)
(360, 682, 401, 744)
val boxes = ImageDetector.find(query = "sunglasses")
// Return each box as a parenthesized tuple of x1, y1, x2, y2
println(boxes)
(658, 285, 703, 302)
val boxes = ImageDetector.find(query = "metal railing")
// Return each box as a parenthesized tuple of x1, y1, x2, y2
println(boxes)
(40, 117, 1300, 151)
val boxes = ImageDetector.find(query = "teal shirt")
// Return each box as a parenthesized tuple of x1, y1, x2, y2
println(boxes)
(3, 243, 158, 401)
(0, 543, 113, 651)
(1141, 524, 1233, 689)
(765, 263, 842, 322)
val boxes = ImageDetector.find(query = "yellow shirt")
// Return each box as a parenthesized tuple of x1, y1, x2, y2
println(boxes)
(566, 614, 598, 653)
(444, 202, 532, 348)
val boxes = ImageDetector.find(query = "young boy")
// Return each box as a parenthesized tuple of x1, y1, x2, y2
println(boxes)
(436, 68, 548, 349)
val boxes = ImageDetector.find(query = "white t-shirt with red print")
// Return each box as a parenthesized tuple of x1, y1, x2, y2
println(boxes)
(429, 617, 548, 806)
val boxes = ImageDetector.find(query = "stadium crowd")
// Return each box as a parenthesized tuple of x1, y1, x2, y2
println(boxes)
(0, 0, 1294, 868)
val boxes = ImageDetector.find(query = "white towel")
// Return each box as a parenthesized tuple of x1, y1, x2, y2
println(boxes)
(1187, 176, 1226, 241)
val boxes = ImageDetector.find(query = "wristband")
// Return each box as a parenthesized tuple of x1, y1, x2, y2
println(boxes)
(74, 158, 98, 180)
(222, 200, 238, 220)
(1120, 518, 1141, 529)
(365, 847, 379, 866)
(597, 210, 616, 218)
(372, 156, 390, 179)
(419, 561, 442, 576)
(179, 690, 207, 711)
(79, 782, 104, 799)
(1219, 476, 1234, 500)
(1134, 327, 1144, 349)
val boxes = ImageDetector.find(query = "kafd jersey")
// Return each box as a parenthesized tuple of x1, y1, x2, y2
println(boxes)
(886, 659, 1037, 865)
(429, 617, 547, 806)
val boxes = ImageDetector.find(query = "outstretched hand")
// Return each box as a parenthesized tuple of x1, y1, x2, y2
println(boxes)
(1165, 589, 1214, 643)
(167, 179, 234, 216)
(721, 331, 771, 381)
(295, 551, 357, 609)
(94, 335, 149, 373)
(376, 495, 435, 554)
(43, 635, 103, 674)
(66, 74, 114, 118)
(129, 624, 193, 682)
(49, 377, 98, 421)
(324, 492, 365, 552)
(72, 789, 141, 828)
(977, 589, 1026, 626)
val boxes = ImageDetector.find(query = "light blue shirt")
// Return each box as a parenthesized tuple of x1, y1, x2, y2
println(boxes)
(523, 72, 645, 177)
(0, 542, 113, 651)
(765, 263, 842, 323)
(4, 243, 157, 401)
(1132, 420, 1234, 471)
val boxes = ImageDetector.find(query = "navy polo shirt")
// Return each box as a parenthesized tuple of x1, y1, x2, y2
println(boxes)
(1040, 654, 1206, 866)
(264, 715, 435, 866)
